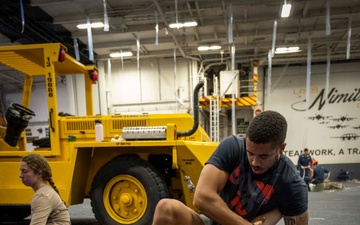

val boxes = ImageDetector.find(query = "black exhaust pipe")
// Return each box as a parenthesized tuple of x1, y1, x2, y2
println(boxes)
(177, 81, 204, 138)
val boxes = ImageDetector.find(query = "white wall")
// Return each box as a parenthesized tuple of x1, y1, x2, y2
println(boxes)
(263, 62, 360, 165)
(4, 57, 198, 120)
(102, 58, 196, 114)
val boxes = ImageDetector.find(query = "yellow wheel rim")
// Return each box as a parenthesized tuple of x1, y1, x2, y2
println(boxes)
(103, 175, 147, 224)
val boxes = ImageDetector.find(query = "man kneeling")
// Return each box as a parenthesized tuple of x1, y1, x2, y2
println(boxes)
(152, 111, 309, 225)
(304, 161, 329, 192)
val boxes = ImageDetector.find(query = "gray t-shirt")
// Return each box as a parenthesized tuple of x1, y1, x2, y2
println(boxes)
(30, 185, 70, 225)
(205, 135, 308, 224)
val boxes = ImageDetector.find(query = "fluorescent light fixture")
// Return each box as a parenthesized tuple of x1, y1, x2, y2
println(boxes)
(77, 22, 105, 29)
(169, 21, 198, 29)
(275, 46, 300, 54)
(198, 46, 210, 51)
(281, 3, 292, 18)
(169, 23, 183, 29)
(183, 21, 198, 27)
(209, 45, 221, 50)
(110, 51, 133, 58)
(198, 45, 222, 51)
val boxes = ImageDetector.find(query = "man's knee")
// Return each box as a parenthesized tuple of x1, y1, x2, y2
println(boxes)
(156, 199, 174, 212)
(155, 199, 185, 216)
(153, 199, 185, 225)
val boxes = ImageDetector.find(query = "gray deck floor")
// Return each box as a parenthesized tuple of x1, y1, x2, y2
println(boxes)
(276, 181, 360, 225)
(2, 181, 359, 225)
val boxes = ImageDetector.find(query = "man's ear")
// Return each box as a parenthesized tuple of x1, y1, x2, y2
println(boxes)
(279, 143, 287, 154)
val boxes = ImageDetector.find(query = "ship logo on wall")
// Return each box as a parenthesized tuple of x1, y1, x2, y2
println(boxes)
(328, 124, 348, 129)
(330, 115, 357, 122)
(332, 133, 360, 141)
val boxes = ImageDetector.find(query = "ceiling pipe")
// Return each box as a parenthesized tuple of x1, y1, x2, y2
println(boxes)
(0, 72, 23, 88)
(153, 0, 200, 62)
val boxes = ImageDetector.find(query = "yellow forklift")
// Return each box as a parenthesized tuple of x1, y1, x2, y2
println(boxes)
(0, 43, 218, 225)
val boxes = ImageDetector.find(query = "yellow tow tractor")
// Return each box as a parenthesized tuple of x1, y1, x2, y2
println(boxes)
(0, 43, 218, 225)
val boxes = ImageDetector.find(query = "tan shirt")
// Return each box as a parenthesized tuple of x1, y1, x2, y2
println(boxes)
(30, 185, 70, 225)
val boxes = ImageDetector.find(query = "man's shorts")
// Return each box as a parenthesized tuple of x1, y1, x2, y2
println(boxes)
(200, 214, 212, 225)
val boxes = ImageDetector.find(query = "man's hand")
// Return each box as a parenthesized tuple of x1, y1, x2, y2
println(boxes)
(252, 216, 266, 225)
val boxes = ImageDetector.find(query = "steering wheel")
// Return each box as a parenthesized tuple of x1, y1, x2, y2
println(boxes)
(11, 103, 36, 116)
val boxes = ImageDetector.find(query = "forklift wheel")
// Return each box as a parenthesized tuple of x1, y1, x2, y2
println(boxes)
(90, 156, 168, 225)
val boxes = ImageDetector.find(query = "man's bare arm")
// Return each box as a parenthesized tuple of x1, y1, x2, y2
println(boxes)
(251, 208, 282, 225)
(194, 164, 253, 225)
(283, 210, 309, 225)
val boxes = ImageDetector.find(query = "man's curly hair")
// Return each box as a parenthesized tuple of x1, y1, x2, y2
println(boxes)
(246, 110, 287, 148)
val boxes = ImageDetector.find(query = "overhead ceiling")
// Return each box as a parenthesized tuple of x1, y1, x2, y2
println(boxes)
(0, 0, 360, 91)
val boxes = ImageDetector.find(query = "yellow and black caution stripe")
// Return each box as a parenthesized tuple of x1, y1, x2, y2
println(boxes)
(200, 95, 258, 108)
(220, 95, 257, 108)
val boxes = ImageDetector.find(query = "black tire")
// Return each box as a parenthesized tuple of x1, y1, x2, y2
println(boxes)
(90, 156, 169, 225)
(0, 205, 31, 222)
